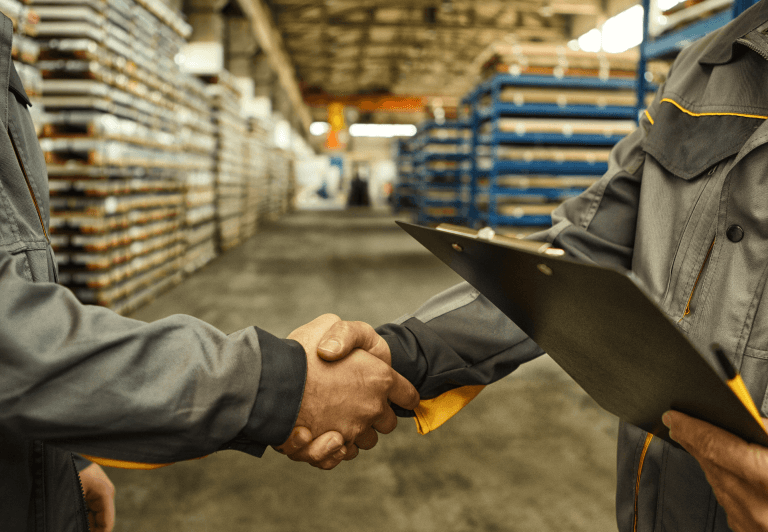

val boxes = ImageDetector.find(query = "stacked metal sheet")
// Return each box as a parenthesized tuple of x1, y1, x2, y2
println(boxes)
(3, 0, 44, 129)
(202, 71, 247, 251)
(30, 0, 211, 314)
(177, 73, 217, 274)
(479, 43, 638, 81)
(266, 148, 294, 220)
(241, 119, 269, 239)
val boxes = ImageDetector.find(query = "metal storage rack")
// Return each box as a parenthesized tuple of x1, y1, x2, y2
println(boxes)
(392, 138, 416, 214)
(410, 119, 471, 226)
(465, 73, 637, 231)
(636, 0, 756, 110)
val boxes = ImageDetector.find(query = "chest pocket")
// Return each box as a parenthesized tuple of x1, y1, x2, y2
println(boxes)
(642, 99, 764, 180)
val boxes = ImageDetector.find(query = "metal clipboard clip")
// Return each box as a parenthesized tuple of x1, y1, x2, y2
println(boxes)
(435, 223, 566, 257)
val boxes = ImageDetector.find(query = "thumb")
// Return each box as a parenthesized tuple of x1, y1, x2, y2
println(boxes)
(317, 320, 391, 364)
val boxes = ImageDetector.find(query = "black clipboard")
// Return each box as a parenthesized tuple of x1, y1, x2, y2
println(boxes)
(398, 221, 768, 447)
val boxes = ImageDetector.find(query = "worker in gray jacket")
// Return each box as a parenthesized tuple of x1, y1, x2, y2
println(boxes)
(315, 2, 768, 531)
(0, 12, 419, 532)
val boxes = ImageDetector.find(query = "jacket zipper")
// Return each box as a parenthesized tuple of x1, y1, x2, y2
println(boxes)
(633, 433, 654, 532)
(9, 130, 49, 242)
(682, 237, 716, 318)
(71, 453, 91, 531)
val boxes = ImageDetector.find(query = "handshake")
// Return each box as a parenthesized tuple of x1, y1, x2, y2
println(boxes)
(272, 314, 420, 470)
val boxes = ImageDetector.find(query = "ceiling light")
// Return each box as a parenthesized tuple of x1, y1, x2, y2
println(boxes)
(310, 122, 331, 135)
(349, 124, 417, 138)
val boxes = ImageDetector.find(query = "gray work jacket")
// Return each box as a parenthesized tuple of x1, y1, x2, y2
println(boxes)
(380, 3, 768, 531)
(0, 14, 306, 531)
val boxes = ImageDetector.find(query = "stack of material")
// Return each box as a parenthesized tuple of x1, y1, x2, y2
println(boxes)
(654, 0, 731, 37)
(266, 148, 294, 220)
(31, 0, 205, 314)
(5, 0, 44, 129)
(465, 63, 638, 232)
(410, 120, 471, 226)
(177, 74, 216, 274)
(203, 71, 247, 251)
(478, 43, 638, 81)
(242, 119, 269, 238)
(392, 138, 416, 213)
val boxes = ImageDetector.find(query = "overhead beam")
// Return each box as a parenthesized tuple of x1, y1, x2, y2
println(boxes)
(280, 21, 567, 40)
(234, 0, 311, 130)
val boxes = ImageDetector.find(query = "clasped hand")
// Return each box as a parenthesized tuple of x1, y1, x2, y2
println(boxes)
(274, 314, 419, 469)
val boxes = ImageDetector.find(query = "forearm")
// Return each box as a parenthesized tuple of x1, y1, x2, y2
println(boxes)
(0, 250, 305, 462)
(377, 282, 545, 401)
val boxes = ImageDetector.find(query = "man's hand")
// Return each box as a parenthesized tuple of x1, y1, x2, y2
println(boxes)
(77, 463, 115, 532)
(663, 410, 768, 532)
(274, 315, 418, 469)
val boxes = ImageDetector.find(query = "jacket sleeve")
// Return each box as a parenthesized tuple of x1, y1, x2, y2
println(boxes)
(0, 249, 306, 463)
(379, 91, 662, 409)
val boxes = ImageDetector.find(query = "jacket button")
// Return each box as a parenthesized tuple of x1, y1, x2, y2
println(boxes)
(726, 225, 744, 242)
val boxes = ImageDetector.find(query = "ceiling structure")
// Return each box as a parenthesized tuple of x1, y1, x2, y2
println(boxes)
(265, 0, 605, 106)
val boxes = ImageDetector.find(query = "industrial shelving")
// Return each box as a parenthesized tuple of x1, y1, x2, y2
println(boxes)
(636, 0, 756, 109)
(409, 120, 471, 226)
(1, 0, 297, 314)
(465, 73, 636, 231)
(392, 139, 416, 214)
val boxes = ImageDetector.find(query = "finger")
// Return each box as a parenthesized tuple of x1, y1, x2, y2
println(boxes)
(342, 443, 359, 461)
(288, 431, 345, 463)
(372, 405, 398, 434)
(287, 314, 341, 343)
(317, 321, 391, 364)
(664, 411, 760, 477)
(355, 427, 379, 450)
(274, 426, 313, 455)
(315, 455, 345, 470)
(386, 369, 420, 410)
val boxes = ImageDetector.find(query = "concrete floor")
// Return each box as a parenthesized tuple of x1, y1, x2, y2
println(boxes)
(112, 209, 619, 532)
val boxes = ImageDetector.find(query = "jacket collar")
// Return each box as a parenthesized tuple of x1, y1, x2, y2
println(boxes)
(699, 0, 768, 65)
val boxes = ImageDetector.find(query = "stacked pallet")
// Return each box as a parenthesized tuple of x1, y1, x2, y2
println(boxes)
(3, 0, 43, 131)
(242, 119, 269, 238)
(478, 43, 638, 81)
(203, 71, 247, 251)
(31, 0, 200, 314)
(177, 74, 217, 274)
(411, 120, 472, 226)
(267, 148, 294, 220)
(465, 68, 638, 232)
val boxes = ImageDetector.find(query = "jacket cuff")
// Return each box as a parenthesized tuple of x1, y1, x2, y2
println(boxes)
(240, 327, 307, 447)
(377, 319, 430, 418)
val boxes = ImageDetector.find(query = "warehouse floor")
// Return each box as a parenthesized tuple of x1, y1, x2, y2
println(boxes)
(111, 208, 619, 532)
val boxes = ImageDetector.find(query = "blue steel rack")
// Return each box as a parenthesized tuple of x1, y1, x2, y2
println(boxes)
(393, 139, 417, 213)
(408, 120, 472, 226)
(465, 73, 636, 230)
(636, 0, 757, 115)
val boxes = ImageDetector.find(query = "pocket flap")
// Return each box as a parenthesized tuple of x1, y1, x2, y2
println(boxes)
(642, 99, 764, 179)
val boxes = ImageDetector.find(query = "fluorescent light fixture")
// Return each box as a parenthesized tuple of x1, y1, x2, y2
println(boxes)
(657, 0, 684, 10)
(349, 124, 417, 138)
(310, 122, 330, 136)
(577, 28, 602, 53)
(574, 4, 644, 54)
(602, 4, 644, 53)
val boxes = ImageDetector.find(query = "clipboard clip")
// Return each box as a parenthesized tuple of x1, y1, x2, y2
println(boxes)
(436, 224, 566, 257)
